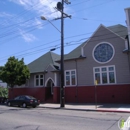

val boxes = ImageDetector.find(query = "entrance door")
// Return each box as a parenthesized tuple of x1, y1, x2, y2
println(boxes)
(46, 79, 54, 99)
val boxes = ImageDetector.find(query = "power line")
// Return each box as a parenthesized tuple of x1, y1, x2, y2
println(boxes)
(69, 0, 115, 15)
(68, 0, 90, 7)
(0, 22, 51, 44)
(0, 2, 41, 27)
(0, 31, 128, 63)
(0, 16, 40, 30)
(0, 0, 123, 44)
(72, 17, 125, 23)
(0, 27, 126, 58)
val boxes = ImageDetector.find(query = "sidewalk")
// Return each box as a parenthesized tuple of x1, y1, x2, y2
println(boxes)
(39, 103, 130, 113)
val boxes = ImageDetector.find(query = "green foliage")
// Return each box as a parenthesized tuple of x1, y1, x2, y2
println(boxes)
(0, 66, 3, 71)
(0, 87, 8, 98)
(0, 56, 30, 88)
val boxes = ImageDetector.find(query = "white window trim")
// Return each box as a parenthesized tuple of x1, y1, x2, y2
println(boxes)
(45, 77, 55, 87)
(93, 65, 116, 85)
(65, 69, 77, 86)
(92, 42, 115, 64)
(34, 74, 44, 87)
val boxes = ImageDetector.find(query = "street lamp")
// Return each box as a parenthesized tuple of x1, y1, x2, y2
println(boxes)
(41, 16, 61, 33)
(41, 2, 65, 107)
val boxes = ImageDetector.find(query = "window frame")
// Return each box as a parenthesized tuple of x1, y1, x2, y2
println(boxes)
(93, 65, 116, 85)
(92, 42, 115, 64)
(65, 69, 77, 86)
(34, 74, 44, 87)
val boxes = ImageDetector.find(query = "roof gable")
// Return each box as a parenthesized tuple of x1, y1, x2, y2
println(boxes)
(64, 42, 86, 60)
(28, 52, 60, 73)
(107, 24, 127, 39)
(64, 24, 127, 61)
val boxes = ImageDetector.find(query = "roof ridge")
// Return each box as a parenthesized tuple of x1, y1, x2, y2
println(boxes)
(50, 51, 55, 65)
(107, 24, 127, 28)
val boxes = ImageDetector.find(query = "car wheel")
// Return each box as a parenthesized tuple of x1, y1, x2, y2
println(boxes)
(22, 103, 27, 108)
(7, 102, 11, 106)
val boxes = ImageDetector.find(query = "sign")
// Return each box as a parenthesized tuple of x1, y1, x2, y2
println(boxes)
(118, 117, 130, 130)
(95, 80, 98, 85)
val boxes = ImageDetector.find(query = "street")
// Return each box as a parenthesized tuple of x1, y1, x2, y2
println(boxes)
(0, 105, 129, 130)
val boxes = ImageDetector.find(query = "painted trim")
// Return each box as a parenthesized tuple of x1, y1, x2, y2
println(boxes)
(81, 24, 125, 57)
(34, 74, 44, 87)
(93, 65, 116, 85)
(92, 42, 115, 64)
(104, 25, 125, 40)
(125, 8, 130, 29)
(54, 73, 57, 86)
(81, 24, 103, 56)
(45, 77, 55, 87)
(125, 8, 130, 46)
(65, 69, 77, 86)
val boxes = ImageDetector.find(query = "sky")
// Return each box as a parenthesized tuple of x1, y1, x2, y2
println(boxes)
(0, 0, 130, 66)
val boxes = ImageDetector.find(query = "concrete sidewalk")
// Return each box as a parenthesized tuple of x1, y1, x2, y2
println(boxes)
(39, 103, 130, 113)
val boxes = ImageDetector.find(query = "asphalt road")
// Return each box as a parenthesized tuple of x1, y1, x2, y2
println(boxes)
(0, 105, 129, 130)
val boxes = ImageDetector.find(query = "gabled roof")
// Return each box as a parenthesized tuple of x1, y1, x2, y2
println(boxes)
(107, 24, 127, 39)
(64, 24, 128, 61)
(64, 42, 86, 60)
(28, 52, 60, 73)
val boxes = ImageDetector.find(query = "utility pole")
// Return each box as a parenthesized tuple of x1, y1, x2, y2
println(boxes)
(60, 0, 65, 108)
(56, 0, 71, 108)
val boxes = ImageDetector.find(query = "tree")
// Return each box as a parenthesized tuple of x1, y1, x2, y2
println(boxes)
(0, 87, 8, 98)
(0, 56, 30, 88)
(0, 66, 3, 71)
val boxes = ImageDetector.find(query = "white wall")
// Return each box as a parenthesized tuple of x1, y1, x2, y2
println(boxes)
(0, 80, 7, 88)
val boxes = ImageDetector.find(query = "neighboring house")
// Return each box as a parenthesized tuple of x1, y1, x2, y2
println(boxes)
(0, 80, 7, 88)
(9, 7, 130, 103)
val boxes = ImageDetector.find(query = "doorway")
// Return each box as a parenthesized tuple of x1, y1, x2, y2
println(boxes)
(46, 79, 54, 100)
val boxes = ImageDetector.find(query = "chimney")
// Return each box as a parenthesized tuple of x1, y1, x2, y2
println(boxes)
(125, 7, 130, 49)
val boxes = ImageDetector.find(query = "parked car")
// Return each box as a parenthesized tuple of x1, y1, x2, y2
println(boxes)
(7, 95, 40, 108)
(0, 97, 8, 104)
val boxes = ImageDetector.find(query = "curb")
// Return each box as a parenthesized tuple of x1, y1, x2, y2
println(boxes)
(97, 109, 130, 113)
(38, 106, 130, 113)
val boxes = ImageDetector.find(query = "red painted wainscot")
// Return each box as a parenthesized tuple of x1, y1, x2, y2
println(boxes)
(8, 84, 130, 104)
(64, 84, 130, 104)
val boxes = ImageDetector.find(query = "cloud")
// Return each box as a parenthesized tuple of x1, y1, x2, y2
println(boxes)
(0, 12, 13, 18)
(33, 18, 43, 29)
(19, 29, 37, 42)
(4, 0, 70, 42)
(9, 0, 61, 19)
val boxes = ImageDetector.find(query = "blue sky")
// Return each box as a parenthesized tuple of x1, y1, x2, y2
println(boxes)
(0, 0, 129, 66)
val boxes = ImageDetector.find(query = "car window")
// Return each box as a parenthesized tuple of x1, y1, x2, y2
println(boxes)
(14, 96, 20, 100)
(19, 96, 25, 100)
(26, 96, 35, 99)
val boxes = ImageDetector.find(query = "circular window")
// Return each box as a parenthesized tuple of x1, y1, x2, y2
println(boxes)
(93, 42, 114, 63)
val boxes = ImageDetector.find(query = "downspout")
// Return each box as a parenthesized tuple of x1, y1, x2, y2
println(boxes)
(126, 36, 130, 73)
(43, 70, 47, 101)
(125, 36, 130, 73)
(75, 59, 78, 103)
